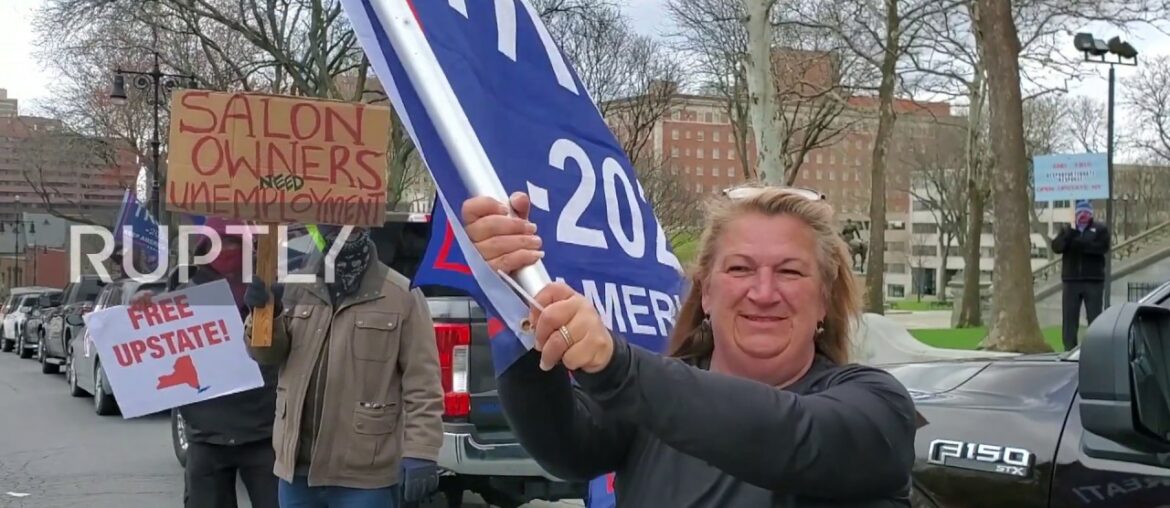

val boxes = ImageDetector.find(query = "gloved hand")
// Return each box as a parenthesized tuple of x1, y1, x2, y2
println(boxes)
(244, 278, 284, 311)
(399, 458, 440, 503)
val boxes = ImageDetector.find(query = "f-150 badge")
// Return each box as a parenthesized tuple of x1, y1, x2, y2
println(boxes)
(928, 439, 1035, 477)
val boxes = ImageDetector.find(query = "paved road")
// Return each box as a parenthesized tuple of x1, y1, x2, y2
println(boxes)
(0, 351, 582, 508)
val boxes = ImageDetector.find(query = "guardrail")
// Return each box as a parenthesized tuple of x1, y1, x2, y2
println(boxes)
(1032, 220, 1170, 289)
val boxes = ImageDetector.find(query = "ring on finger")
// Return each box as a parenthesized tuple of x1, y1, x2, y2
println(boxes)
(558, 326, 574, 347)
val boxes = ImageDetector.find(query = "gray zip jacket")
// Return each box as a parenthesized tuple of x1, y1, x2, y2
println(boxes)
(498, 334, 917, 507)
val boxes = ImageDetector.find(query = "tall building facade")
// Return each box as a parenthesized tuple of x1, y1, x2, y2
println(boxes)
(0, 89, 17, 118)
(0, 99, 134, 224)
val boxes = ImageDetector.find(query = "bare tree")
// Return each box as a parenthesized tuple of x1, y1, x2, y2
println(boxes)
(786, 0, 955, 314)
(1128, 56, 1170, 164)
(666, 0, 856, 184)
(973, 0, 1050, 353)
(636, 157, 705, 244)
(1064, 96, 1109, 154)
(551, 2, 687, 168)
(904, 123, 966, 301)
(15, 125, 135, 226)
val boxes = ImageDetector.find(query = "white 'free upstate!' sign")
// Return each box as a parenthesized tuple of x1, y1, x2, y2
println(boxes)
(83, 279, 264, 418)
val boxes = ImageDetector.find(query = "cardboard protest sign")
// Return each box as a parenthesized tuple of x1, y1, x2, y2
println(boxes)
(82, 279, 263, 419)
(165, 90, 393, 227)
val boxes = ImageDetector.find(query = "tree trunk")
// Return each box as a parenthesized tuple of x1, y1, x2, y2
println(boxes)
(743, 0, 785, 185)
(938, 239, 951, 303)
(958, 189, 985, 326)
(864, 0, 900, 314)
(973, 0, 1050, 353)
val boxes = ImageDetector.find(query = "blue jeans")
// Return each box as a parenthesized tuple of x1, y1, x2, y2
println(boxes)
(278, 476, 399, 508)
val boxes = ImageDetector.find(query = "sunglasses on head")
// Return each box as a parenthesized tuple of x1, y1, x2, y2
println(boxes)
(721, 185, 827, 202)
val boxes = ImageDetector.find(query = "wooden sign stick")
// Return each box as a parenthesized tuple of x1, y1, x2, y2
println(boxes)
(250, 222, 280, 347)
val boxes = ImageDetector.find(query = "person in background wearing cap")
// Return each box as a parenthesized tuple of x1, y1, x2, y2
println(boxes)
(130, 217, 279, 508)
(243, 224, 444, 508)
(1051, 199, 1111, 351)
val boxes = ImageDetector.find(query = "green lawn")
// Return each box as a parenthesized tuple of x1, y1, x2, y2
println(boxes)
(910, 326, 1067, 352)
(889, 299, 953, 311)
(671, 232, 700, 267)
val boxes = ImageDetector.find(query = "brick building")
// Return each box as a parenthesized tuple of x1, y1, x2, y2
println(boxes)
(604, 49, 959, 297)
(0, 93, 134, 223)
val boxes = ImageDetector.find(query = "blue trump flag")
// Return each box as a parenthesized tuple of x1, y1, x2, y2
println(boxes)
(112, 189, 164, 270)
(342, 0, 686, 370)
(341, 2, 687, 505)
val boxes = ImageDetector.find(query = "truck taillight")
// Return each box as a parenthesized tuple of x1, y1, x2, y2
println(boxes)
(434, 323, 471, 417)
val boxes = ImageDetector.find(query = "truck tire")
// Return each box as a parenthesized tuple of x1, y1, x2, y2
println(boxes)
(172, 409, 188, 468)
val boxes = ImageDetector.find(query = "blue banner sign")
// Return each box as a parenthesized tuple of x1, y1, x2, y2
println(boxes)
(1033, 153, 1109, 202)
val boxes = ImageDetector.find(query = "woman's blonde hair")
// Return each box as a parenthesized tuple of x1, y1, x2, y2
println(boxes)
(668, 185, 861, 365)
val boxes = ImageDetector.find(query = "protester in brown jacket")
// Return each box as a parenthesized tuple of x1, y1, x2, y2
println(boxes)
(244, 225, 444, 507)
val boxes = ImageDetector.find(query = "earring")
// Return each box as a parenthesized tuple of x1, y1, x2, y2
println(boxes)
(816, 320, 825, 335)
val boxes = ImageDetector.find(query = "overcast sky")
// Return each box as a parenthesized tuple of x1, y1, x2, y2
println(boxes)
(1, 0, 1166, 119)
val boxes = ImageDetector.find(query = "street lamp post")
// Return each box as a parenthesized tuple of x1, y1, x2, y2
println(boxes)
(109, 25, 197, 228)
(1, 196, 36, 288)
(1072, 33, 1139, 307)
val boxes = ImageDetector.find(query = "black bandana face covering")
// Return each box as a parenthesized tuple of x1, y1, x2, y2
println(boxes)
(320, 226, 371, 300)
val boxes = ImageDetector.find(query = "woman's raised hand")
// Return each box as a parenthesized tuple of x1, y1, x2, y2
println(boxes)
(528, 282, 614, 373)
(461, 192, 544, 275)
(461, 193, 613, 373)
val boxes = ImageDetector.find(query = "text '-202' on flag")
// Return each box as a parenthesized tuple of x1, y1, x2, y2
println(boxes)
(340, 0, 688, 374)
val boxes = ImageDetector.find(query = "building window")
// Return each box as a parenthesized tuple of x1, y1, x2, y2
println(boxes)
(886, 263, 907, 274)
(671, 129, 679, 140)
(696, 166, 704, 176)
(671, 166, 679, 175)
(672, 110, 680, 120)
(816, 153, 823, 164)
(671, 147, 679, 157)
(697, 130, 705, 141)
(912, 245, 938, 257)
(728, 167, 736, 177)
(696, 183, 702, 192)
(830, 154, 836, 164)
(697, 148, 704, 159)
(705, 112, 713, 122)
(685, 147, 691, 157)
(829, 171, 836, 181)
(888, 285, 906, 298)
(712, 148, 720, 159)
(713, 131, 720, 142)
(816, 170, 823, 180)
(1054, 200, 1071, 208)
(685, 166, 691, 174)
(685, 130, 691, 140)
(912, 223, 938, 234)
(727, 150, 734, 160)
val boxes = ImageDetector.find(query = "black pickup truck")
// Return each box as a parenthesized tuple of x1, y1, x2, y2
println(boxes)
(893, 280, 1170, 507)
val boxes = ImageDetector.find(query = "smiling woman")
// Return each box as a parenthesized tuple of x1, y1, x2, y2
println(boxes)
(459, 184, 918, 507)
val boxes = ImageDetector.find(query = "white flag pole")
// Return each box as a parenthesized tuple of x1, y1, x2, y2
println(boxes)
(366, 0, 553, 299)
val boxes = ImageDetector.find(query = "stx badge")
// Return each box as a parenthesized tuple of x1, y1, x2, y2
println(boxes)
(928, 439, 1035, 477)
